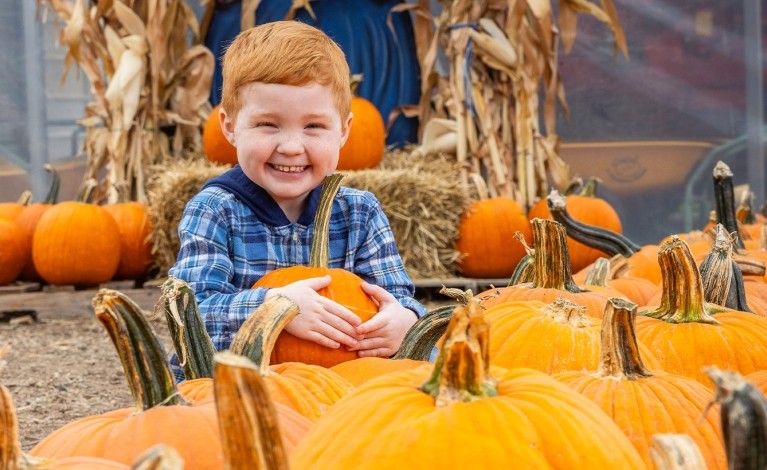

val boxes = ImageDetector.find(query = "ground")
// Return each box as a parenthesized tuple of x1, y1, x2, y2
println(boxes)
(1, 314, 173, 450)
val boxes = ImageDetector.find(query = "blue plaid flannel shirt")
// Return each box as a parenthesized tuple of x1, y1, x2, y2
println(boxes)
(168, 182, 426, 379)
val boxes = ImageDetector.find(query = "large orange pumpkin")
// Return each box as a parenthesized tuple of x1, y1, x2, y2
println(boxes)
(203, 104, 237, 165)
(290, 297, 645, 469)
(253, 174, 378, 367)
(103, 202, 154, 280)
(32, 202, 121, 286)
(0, 219, 28, 285)
(456, 196, 532, 278)
(14, 164, 59, 281)
(635, 236, 767, 384)
(337, 96, 385, 170)
(528, 181, 622, 272)
(555, 298, 725, 470)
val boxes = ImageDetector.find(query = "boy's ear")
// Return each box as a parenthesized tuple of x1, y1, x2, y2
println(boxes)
(219, 107, 236, 145)
(339, 112, 353, 147)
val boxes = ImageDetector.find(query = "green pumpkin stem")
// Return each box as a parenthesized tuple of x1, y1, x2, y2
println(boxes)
(93, 289, 183, 410)
(157, 277, 217, 379)
(584, 257, 611, 287)
(420, 295, 496, 405)
(213, 352, 289, 470)
(578, 177, 599, 197)
(509, 231, 535, 285)
(713, 161, 746, 250)
(641, 236, 721, 324)
(598, 298, 652, 379)
(706, 367, 767, 470)
(650, 434, 706, 470)
(699, 225, 752, 313)
(393, 305, 455, 361)
(309, 174, 344, 268)
(547, 191, 640, 257)
(229, 295, 299, 374)
(530, 218, 583, 292)
(42, 164, 60, 205)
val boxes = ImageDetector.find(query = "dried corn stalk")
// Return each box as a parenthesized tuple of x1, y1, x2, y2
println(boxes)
(410, 0, 627, 208)
(37, 0, 214, 203)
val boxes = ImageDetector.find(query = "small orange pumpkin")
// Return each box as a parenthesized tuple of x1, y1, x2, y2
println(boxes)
(337, 96, 385, 170)
(103, 202, 154, 280)
(0, 219, 28, 285)
(203, 105, 237, 166)
(14, 164, 59, 281)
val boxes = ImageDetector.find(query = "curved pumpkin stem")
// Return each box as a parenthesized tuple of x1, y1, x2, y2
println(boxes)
(15, 191, 32, 206)
(706, 367, 767, 470)
(393, 305, 455, 361)
(158, 277, 216, 379)
(578, 177, 599, 197)
(214, 352, 289, 470)
(713, 161, 745, 250)
(547, 191, 640, 257)
(0, 385, 22, 469)
(584, 257, 611, 287)
(641, 236, 722, 324)
(419, 295, 496, 406)
(309, 174, 343, 268)
(598, 298, 652, 379)
(650, 434, 706, 470)
(93, 289, 183, 410)
(229, 295, 299, 374)
(699, 225, 752, 313)
(42, 164, 60, 205)
(510, 231, 535, 285)
(530, 218, 583, 292)
(132, 445, 184, 470)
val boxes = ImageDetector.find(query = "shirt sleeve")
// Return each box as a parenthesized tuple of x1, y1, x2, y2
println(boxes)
(168, 196, 270, 351)
(353, 193, 427, 318)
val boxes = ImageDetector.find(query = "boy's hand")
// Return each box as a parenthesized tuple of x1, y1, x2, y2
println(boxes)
(264, 275, 363, 350)
(348, 282, 418, 358)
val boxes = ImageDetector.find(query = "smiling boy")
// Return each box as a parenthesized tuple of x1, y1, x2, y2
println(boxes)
(169, 21, 425, 374)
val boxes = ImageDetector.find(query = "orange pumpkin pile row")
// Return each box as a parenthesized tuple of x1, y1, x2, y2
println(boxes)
(0, 167, 154, 287)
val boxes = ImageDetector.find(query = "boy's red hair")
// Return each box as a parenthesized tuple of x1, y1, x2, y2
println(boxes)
(221, 21, 351, 122)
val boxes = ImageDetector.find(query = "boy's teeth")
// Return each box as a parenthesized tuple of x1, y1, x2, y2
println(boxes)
(272, 164, 305, 173)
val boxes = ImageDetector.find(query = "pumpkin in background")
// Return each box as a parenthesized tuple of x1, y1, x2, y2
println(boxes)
(0, 219, 29, 285)
(0, 191, 31, 221)
(329, 356, 426, 387)
(456, 180, 532, 278)
(32, 202, 121, 286)
(635, 236, 767, 384)
(14, 164, 59, 281)
(103, 202, 154, 280)
(254, 174, 378, 367)
(337, 96, 385, 170)
(555, 298, 725, 470)
(528, 179, 622, 272)
(575, 257, 658, 306)
(291, 296, 645, 469)
(203, 105, 237, 166)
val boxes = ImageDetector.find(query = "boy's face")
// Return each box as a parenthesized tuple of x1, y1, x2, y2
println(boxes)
(220, 82, 351, 213)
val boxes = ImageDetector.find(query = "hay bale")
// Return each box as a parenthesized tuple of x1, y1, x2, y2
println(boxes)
(146, 158, 228, 276)
(146, 151, 472, 280)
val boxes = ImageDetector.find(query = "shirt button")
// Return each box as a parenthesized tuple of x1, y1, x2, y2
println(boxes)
(292, 231, 299, 242)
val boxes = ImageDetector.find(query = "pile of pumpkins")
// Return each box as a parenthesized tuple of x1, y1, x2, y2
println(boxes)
(0, 166, 153, 287)
(6, 160, 767, 468)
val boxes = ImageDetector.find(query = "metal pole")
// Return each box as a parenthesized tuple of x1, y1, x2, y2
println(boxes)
(744, 0, 764, 201)
(21, 0, 48, 199)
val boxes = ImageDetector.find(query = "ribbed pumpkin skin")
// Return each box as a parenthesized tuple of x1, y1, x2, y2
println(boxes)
(555, 371, 725, 469)
(337, 97, 385, 170)
(478, 285, 616, 319)
(528, 195, 622, 272)
(290, 366, 645, 469)
(0, 219, 29, 285)
(32, 202, 121, 286)
(14, 203, 52, 280)
(745, 370, 767, 395)
(29, 405, 223, 469)
(203, 105, 237, 165)
(330, 357, 426, 386)
(103, 202, 153, 279)
(177, 363, 353, 421)
(635, 312, 767, 384)
(456, 198, 532, 278)
(254, 266, 378, 367)
(485, 300, 661, 373)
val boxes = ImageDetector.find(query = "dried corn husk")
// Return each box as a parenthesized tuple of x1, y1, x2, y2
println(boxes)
(411, 1, 627, 208)
(37, 0, 214, 203)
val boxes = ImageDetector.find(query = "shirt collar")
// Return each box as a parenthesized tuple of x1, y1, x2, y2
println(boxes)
(202, 165, 322, 226)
